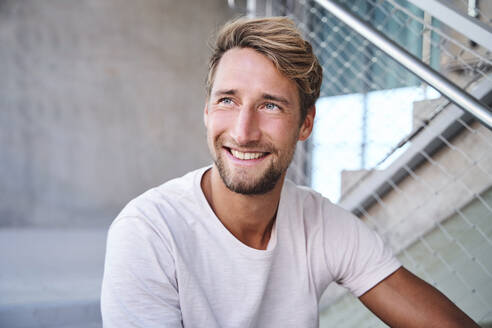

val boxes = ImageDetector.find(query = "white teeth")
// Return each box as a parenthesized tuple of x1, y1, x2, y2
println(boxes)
(230, 149, 265, 160)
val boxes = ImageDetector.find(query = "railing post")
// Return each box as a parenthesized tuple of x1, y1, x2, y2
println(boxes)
(406, 0, 492, 52)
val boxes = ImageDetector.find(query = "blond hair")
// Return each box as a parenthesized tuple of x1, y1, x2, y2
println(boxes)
(206, 17, 323, 121)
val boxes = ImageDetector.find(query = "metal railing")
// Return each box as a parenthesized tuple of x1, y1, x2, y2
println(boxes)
(316, 0, 492, 129)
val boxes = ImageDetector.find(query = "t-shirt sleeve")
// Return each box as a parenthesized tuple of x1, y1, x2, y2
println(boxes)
(101, 216, 183, 327)
(322, 203, 401, 297)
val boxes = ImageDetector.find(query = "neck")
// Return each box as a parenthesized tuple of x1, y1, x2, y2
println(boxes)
(201, 166, 284, 250)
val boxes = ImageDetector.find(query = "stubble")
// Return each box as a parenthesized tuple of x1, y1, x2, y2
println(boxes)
(212, 135, 298, 195)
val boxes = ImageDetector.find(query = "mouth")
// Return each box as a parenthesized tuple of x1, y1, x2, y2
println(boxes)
(224, 147, 270, 161)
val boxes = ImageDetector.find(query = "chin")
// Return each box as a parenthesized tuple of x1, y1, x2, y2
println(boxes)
(217, 162, 283, 195)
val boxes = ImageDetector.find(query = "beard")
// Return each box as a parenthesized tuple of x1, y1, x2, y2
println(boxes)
(210, 135, 298, 195)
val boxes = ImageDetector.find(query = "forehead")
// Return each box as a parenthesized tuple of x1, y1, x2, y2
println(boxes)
(211, 48, 299, 105)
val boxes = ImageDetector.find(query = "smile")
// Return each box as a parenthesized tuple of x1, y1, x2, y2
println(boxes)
(227, 148, 269, 160)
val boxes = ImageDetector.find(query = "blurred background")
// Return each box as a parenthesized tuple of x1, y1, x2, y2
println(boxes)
(0, 0, 232, 327)
(1, 0, 491, 327)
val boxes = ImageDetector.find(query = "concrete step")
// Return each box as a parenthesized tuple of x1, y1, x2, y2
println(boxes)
(0, 300, 101, 328)
(0, 228, 107, 327)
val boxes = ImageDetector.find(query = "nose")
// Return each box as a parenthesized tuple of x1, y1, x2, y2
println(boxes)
(231, 106, 261, 145)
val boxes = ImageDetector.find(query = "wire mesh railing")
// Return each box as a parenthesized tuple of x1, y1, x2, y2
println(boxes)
(234, 0, 492, 326)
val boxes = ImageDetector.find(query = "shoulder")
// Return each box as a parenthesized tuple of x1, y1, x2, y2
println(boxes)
(110, 167, 209, 239)
(282, 179, 372, 252)
(283, 179, 355, 225)
(121, 167, 206, 215)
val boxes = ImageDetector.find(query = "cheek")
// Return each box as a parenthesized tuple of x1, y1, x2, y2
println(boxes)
(259, 117, 299, 143)
(207, 114, 234, 159)
(206, 111, 235, 143)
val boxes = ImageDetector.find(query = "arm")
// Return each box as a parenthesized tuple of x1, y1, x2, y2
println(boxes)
(101, 216, 182, 327)
(359, 267, 479, 328)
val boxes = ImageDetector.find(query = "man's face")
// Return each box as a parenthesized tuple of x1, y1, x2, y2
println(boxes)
(204, 47, 314, 195)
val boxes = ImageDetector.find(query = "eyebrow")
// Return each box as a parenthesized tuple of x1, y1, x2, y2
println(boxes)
(213, 89, 237, 97)
(262, 93, 291, 106)
(213, 89, 291, 106)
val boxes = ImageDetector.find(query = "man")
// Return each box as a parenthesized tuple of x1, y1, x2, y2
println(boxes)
(101, 17, 479, 327)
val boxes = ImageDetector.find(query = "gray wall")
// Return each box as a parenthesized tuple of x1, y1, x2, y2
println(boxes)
(0, 0, 233, 227)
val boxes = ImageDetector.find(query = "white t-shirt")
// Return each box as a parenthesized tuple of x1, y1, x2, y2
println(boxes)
(101, 167, 401, 328)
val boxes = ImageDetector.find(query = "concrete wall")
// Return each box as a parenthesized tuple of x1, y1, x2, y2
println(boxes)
(0, 0, 233, 227)
(364, 121, 492, 252)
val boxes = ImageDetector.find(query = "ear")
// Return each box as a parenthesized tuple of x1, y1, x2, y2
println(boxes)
(298, 105, 316, 141)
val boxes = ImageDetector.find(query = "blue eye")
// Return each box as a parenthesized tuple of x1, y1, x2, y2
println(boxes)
(219, 98, 233, 105)
(265, 103, 280, 111)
